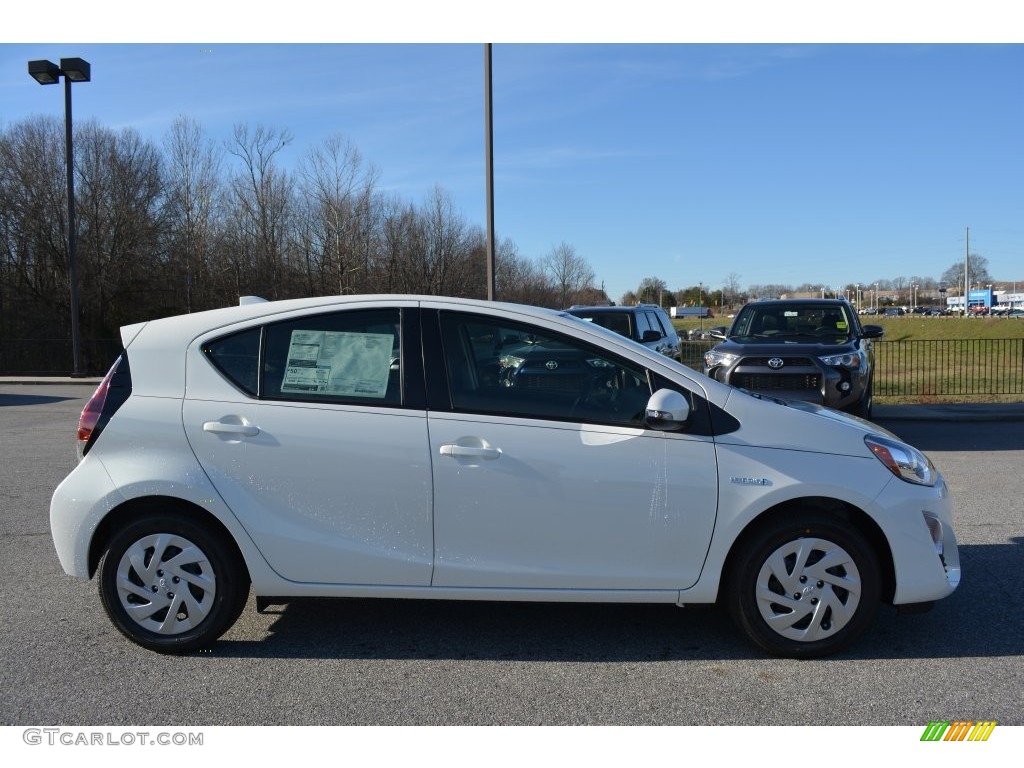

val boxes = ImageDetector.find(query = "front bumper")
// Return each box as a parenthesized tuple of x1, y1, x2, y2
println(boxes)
(706, 358, 864, 410)
(877, 474, 960, 605)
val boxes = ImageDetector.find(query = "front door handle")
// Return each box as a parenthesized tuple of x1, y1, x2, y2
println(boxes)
(203, 421, 260, 437)
(439, 444, 501, 460)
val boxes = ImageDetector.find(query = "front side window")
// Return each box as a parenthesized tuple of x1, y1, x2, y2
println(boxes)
(643, 310, 667, 337)
(440, 313, 650, 426)
(262, 309, 402, 405)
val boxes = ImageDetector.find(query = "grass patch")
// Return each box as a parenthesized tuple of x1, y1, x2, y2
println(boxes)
(672, 314, 1024, 341)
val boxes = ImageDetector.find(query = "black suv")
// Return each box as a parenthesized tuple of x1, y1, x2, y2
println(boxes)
(702, 299, 883, 417)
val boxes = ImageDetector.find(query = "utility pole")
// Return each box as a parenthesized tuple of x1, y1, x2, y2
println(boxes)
(484, 44, 496, 301)
(964, 226, 970, 315)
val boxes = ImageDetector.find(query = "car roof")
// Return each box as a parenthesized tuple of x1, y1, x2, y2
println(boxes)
(742, 298, 851, 307)
(567, 305, 661, 313)
(119, 294, 708, 399)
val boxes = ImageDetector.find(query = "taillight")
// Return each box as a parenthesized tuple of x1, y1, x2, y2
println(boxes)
(77, 355, 130, 460)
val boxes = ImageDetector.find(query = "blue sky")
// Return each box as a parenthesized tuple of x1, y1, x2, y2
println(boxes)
(2, 9, 1021, 303)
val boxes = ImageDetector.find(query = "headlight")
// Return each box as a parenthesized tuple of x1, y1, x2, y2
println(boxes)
(819, 352, 861, 369)
(704, 350, 738, 368)
(499, 354, 524, 369)
(864, 434, 936, 486)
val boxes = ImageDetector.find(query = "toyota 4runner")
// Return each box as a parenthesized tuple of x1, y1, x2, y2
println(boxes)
(702, 299, 883, 417)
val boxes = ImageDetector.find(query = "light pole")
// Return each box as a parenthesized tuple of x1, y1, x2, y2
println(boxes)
(699, 281, 704, 332)
(483, 44, 495, 301)
(28, 57, 91, 376)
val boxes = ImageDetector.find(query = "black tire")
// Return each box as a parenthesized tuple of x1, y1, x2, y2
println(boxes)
(851, 380, 873, 419)
(97, 512, 248, 654)
(725, 514, 881, 658)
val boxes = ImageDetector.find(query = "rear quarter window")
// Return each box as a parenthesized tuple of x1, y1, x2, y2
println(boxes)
(202, 328, 261, 396)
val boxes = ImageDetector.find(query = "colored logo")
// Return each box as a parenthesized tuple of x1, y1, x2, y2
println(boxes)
(921, 721, 997, 741)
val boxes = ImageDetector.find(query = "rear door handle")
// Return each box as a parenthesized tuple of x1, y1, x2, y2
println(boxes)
(203, 421, 260, 437)
(439, 444, 501, 460)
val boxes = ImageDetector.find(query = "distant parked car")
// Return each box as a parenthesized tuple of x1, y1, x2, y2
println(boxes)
(884, 307, 906, 317)
(566, 304, 681, 359)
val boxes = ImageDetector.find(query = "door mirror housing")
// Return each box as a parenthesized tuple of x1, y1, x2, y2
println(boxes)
(645, 388, 690, 431)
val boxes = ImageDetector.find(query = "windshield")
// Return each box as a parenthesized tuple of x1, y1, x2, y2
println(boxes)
(731, 304, 854, 341)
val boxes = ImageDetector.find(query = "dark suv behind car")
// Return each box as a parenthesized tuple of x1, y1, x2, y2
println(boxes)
(702, 299, 883, 417)
(565, 304, 682, 360)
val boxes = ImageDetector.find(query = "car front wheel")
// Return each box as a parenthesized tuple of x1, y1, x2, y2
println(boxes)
(851, 381, 873, 419)
(726, 514, 881, 658)
(97, 511, 248, 653)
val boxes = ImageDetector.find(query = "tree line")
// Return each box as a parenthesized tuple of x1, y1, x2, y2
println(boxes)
(622, 254, 1001, 316)
(0, 115, 610, 373)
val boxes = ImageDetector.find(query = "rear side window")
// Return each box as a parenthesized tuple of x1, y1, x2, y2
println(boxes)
(262, 309, 402, 405)
(202, 328, 261, 396)
(585, 312, 634, 339)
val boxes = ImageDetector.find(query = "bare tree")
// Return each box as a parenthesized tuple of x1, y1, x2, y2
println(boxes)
(75, 121, 164, 336)
(724, 272, 742, 307)
(495, 238, 553, 305)
(296, 134, 379, 296)
(942, 254, 991, 291)
(225, 123, 295, 299)
(0, 118, 68, 328)
(163, 116, 222, 311)
(542, 242, 595, 308)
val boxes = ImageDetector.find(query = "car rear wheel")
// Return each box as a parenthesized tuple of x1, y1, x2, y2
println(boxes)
(726, 514, 881, 658)
(98, 511, 248, 653)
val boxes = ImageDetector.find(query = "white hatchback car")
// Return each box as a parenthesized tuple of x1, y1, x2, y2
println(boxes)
(50, 295, 960, 657)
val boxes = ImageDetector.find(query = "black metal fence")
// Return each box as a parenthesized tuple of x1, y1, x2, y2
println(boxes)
(679, 338, 1024, 398)
(873, 338, 1024, 397)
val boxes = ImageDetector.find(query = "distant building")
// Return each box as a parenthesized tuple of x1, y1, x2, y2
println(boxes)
(671, 306, 714, 318)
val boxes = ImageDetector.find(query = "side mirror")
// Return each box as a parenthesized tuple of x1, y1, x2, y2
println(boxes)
(861, 325, 884, 339)
(641, 329, 663, 343)
(709, 326, 728, 340)
(645, 388, 690, 431)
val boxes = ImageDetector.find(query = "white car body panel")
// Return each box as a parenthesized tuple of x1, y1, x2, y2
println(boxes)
(428, 412, 718, 590)
(183, 398, 433, 585)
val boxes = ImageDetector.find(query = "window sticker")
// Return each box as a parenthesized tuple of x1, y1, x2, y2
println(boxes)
(281, 329, 394, 398)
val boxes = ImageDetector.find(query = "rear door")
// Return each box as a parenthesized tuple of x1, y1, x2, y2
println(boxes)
(183, 303, 433, 586)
